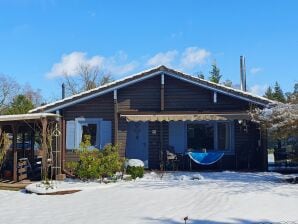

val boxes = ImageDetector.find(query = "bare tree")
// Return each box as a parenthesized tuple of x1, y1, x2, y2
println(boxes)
(22, 83, 43, 106)
(0, 74, 20, 114)
(62, 64, 113, 96)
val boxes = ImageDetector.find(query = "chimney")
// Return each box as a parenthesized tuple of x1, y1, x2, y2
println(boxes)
(240, 56, 247, 91)
(62, 83, 65, 99)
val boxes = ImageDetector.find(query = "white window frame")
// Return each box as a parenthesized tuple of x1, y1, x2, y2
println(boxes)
(75, 118, 102, 149)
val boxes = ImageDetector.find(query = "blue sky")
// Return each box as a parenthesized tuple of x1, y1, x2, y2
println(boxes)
(0, 0, 298, 101)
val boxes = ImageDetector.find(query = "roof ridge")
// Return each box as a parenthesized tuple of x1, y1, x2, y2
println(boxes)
(30, 65, 274, 113)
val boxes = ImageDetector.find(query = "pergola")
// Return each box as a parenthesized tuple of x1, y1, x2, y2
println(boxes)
(0, 113, 62, 182)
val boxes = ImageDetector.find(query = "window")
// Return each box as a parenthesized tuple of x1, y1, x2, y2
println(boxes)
(81, 123, 97, 146)
(66, 118, 112, 150)
(217, 122, 231, 150)
(76, 119, 101, 148)
(186, 121, 234, 152)
(187, 123, 214, 150)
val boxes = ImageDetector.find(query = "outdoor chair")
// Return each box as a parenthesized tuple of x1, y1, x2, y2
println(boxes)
(166, 146, 179, 171)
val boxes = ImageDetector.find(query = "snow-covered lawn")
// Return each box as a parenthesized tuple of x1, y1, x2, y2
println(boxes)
(0, 172, 297, 224)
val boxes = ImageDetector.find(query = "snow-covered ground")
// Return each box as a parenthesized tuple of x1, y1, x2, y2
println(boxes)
(0, 172, 297, 224)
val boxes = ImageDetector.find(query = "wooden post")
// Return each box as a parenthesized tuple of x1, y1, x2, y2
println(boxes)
(61, 118, 66, 171)
(12, 124, 18, 182)
(41, 117, 48, 180)
(113, 90, 118, 145)
(160, 74, 165, 170)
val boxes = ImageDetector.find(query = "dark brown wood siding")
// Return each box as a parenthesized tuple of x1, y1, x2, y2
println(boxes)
(234, 121, 262, 170)
(63, 92, 114, 121)
(164, 76, 249, 111)
(118, 117, 128, 158)
(118, 76, 161, 112)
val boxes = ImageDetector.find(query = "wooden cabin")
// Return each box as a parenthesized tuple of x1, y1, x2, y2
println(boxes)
(27, 65, 272, 172)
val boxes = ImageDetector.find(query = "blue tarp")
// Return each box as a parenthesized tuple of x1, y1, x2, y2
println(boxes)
(187, 152, 224, 165)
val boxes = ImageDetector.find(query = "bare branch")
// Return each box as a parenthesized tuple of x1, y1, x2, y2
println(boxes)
(62, 63, 113, 97)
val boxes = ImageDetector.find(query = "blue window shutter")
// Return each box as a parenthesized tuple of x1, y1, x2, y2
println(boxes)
(169, 121, 185, 153)
(100, 120, 112, 149)
(66, 120, 76, 150)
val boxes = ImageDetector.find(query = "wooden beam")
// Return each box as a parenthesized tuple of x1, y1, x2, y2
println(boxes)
(12, 124, 18, 182)
(113, 90, 118, 144)
(120, 110, 250, 115)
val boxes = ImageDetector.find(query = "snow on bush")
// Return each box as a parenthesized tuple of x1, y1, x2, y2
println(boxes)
(125, 159, 144, 168)
(251, 103, 298, 139)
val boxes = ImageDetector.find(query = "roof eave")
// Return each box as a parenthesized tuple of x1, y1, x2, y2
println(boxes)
(30, 65, 272, 113)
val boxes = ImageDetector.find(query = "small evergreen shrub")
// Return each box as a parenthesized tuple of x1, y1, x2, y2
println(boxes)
(126, 166, 144, 179)
(65, 161, 79, 175)
(76, 149, 103, 180)
(100, 144, 124, 178)
(73, 135, 124, 180)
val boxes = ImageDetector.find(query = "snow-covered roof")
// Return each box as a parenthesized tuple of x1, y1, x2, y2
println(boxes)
(30, 65, 275, 113)
(0, 113, 60, 122)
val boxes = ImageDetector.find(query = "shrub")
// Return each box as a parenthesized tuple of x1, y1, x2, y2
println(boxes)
(126, 166, 144, 179)
(74, 135, 124, 180)
(65, 161, 79, 175)
(76, 149, 103, 180)
(100, 144, 124, 178)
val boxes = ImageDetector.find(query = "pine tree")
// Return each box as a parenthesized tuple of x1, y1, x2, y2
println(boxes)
(272, 82, 286, 103)
(209, 62, 221, 83)
(6, 95, 34, 115)
(287, 82, 298, 104)
(264, 86, 274, 100)
(294, 83, 298, 94)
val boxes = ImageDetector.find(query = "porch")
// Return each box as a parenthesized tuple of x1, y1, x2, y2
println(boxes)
(0, 113, 63, 182)
(121, 112, 266, 171)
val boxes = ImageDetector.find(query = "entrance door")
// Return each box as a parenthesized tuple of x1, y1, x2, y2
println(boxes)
(126, 122, 149, 167)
